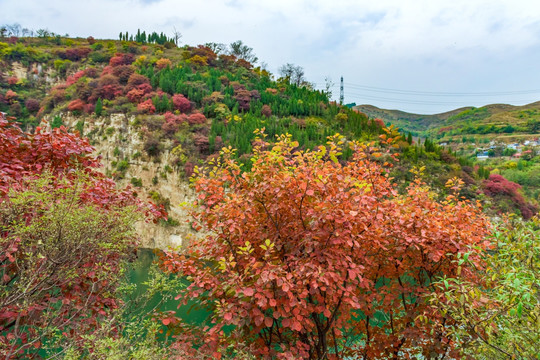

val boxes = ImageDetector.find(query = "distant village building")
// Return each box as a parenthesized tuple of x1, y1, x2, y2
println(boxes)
(476, 151, 489, 160)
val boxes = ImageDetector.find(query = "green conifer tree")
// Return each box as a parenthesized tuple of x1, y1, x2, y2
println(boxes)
(95, 98, 103, 116)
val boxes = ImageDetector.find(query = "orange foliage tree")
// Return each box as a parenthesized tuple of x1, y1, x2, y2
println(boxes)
(162, 130, 491, 359)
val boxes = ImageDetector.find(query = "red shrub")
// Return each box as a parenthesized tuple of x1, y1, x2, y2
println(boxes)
(125, 73, 151, 92)
(25, 98, 41, 113)
(95, 75, 123, 100)
(84, 103, 95, 114)
(109, 53, 135, 67)
(234, 89, 252, 111)
(236, 58, 253, 70)
(183, 161, 195, 177)
(126, 88, 145, 103)
(187, 112, 207, 125)
(261, 104, 272, 118)
(164, 111, 186, 124)
(483, 174, 538, 219)
(112, 65, 135, 85)
(97, 84, 123, 100)
(172, 94, 191, 113)
(161, 113, 186, 136)
(373, 118, 385, 128)
(5, 90, 17, 103)
(193, 133, 210, 153)
(137, 83, 153, 95)
(67, 99, 86, 113)
(137, 99, 155, 114)
(0, 115, 165, 357)
(7, 76, 18, 85)
(101, 65, 114, 76)
(65, 70, 87, 86)
(69, 47, 91, 61)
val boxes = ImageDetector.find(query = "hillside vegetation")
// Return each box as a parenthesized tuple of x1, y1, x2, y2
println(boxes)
(1, 30, 539, 360)
(1, 33, 537, 220)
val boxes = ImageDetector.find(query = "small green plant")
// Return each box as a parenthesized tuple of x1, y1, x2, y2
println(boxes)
(113, 147, 121, 157)
(51, 115, 63, 129)
(159, 216, 180, 227)
(116, 160, 129, 173)
(106, 127, 115, 136)
(75, 120, 84, 135)
(130, 177, 143, 187)
(152, 176, 158, 185)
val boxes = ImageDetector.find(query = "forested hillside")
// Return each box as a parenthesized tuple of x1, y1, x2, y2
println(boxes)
(2, 33, 536, 218)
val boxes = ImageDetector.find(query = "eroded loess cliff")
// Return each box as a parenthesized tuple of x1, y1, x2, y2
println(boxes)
(55, 113, 197, 250)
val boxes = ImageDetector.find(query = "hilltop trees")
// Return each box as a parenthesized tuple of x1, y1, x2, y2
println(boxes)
(279, 63, 307, 87)
(228, 40, 258, 64)
(162, 130, 491, 359)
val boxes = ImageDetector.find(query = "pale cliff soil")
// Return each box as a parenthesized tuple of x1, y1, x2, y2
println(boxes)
(52, 113, 199, 250)
(11, 61, 198, 250)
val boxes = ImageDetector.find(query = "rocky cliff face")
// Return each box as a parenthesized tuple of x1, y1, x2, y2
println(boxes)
(57, 113, 197, 250)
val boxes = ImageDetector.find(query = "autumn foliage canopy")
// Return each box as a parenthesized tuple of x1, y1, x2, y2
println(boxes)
(162, 130, 491, 359)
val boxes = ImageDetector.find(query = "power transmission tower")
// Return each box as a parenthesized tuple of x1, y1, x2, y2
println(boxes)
(340, 76, 344, 105)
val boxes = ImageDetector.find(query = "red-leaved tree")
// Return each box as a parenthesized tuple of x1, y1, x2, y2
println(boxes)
(172, 94, 192, 113)
(161, 131, 491, 359)
(0, 114, 165, 358)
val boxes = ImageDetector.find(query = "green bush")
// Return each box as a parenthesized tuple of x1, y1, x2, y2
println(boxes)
(130, 177, 143, 187)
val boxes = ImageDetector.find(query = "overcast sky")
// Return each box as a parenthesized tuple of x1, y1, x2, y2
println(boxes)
(3, 0, 540, 114)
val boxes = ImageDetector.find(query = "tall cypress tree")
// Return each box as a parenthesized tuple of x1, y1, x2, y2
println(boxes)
(95, 98, 103, 117)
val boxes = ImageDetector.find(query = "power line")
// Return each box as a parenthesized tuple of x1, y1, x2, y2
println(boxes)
(343, 91, 540, 106)
(313, 82, 540, 110)
(343, 82, 540, 97)
(344, 92, 480, 105)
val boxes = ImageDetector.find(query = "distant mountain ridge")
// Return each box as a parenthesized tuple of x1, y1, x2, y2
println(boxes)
(354, 102, 540, 137)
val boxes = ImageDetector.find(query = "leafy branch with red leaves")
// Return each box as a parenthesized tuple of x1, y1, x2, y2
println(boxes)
(0, 114, 165, 359)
